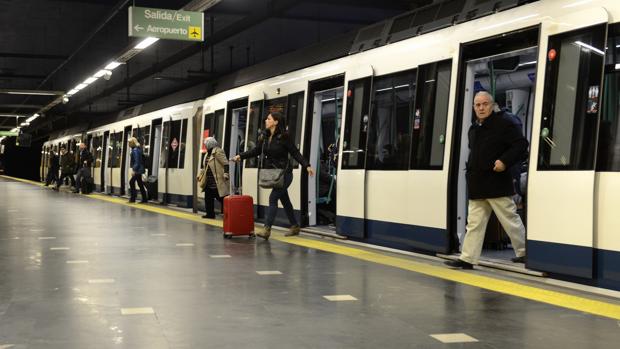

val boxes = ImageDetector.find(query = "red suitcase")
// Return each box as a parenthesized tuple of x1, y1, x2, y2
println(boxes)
(223, 194, 255, 239)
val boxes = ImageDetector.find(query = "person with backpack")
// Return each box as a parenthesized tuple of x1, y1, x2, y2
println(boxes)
(74, 142, 93, 194)
(128, 137, 148, 203)
(233, 111, 315, 240)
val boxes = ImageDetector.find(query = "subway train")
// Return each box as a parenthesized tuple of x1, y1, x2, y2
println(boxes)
(42, 0, 620, 291)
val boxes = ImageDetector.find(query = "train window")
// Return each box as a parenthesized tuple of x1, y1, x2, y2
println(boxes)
(538, 24, 606, 170)
(266, 97, 287, 115)
(245, 101, 264, 168)
(132, 126, 151, 155)
(108, 132, 122, 168)
(213, 109, 224, 142)
(366, 69, 417, 170)
(342, 77, 371, 169)
(92, 136, 102, 168)
(160, 119, 188, 169)
(287, 92, 305, 168)
(596, 23, 620, 171)
(410, 60, 452, 170)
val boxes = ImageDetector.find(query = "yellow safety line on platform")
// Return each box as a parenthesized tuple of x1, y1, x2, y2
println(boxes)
(3, 174, 620, 320)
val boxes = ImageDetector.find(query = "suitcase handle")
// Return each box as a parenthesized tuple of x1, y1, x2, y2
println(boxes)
(229, 159, 241, 196)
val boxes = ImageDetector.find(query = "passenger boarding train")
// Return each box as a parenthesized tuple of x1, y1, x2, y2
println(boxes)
(42, 0, 620, 291)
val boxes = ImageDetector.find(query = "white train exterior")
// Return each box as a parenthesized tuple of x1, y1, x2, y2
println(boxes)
(43, 0, 620, 291)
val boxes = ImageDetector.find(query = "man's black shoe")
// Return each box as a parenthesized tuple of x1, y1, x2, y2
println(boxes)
(511, 256, 526, 263)
(444, 259, 474, 269)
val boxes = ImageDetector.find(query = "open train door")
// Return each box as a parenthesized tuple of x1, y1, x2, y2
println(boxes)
(527, 8, 608, 278)
(336, 65, 373, 238)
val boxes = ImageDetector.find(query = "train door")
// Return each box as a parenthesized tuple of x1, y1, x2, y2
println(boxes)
(102, 131, 109, 193)
(307, 88, 343, 228)
(451, 27, 540, 262)
(120, 125, 132, 196)
(527, 12, 608, 278)
(303, 75, 344, 230)
(224, 98, 249, 193)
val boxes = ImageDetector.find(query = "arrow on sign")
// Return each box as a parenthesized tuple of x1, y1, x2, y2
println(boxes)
(134, 25, 144, 32)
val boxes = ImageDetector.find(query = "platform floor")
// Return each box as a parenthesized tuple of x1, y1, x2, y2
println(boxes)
(1, 176, 620, 349)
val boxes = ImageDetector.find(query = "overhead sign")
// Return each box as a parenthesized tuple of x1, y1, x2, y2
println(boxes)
(128, 6, 204, 42)
(0, 131, 18, 137)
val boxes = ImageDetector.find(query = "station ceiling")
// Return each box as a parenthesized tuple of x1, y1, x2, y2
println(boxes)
(0, 0, 431, 137)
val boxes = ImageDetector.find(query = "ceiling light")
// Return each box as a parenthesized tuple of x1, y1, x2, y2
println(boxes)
(0, 113, 23, 117)
(0, 89, 63, 96)
(75, 83, 88, 90)
(616, 64, 620, 70)
(20, 122, 29, 127)
(66, 89, 79, 96)
(518, 61, 537, 67)
(83, 77, 97, 85)
(94, 69, 111, 78)
(134, 37, 159, 50)
(10, 128, 19, 132)
(105, 61, 122, 70)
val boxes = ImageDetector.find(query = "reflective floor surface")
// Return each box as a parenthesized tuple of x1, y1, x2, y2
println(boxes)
(1, 177, 619, 348)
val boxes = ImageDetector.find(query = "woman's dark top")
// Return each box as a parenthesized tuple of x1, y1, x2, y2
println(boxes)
(239, 130, 310, 171)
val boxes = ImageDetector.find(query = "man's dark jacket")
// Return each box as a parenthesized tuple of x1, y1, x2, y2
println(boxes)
(466, 110, 528, 199)
(78, 148, 93, 168)
(60, 152, 75, 174)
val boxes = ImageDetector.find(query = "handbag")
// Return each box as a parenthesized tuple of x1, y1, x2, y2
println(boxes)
(198, 168, 208, 189)
(258, 141, 287, 189)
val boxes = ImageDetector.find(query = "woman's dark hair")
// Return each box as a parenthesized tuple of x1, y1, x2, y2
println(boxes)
(267, 111, 289, 139)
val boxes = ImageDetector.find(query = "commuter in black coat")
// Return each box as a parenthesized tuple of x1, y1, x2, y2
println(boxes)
(74, 142, 93, 193)
(44, 149, 59, 186)
(446, 91, 528, 269)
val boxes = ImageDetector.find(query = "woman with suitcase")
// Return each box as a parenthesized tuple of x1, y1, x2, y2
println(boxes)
(233, 112, 314, 240)
(198, 137, 230, 218)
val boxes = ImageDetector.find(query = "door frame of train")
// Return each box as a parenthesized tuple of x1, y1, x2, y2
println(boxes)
(302, 74, 345, 227)
(335, 66, 374, 239)
(526, 10, 609, 278)
(102, 131, 110, 193)
(448, 26, 540, 253)
(192, 107, 203, 213)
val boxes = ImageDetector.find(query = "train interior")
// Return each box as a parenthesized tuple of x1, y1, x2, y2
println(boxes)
(308, 87, 343, 230)
(456, 47, 537, 263)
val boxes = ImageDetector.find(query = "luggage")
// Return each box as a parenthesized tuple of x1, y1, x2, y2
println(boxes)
(223, 194, 255, 239)
(146, 176, 158, 200)
(81, 176, 94, 194)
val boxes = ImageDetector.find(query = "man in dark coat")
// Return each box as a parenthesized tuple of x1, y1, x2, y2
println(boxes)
(44, 149, 59, 186)
(74, 142, 93, 193)
(55, 146, 76, 190)
(446, 91, 528, 269)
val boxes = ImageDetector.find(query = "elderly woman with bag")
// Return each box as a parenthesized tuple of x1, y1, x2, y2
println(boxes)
(198, 137, 230, 219)
(233, 112, 314, 240)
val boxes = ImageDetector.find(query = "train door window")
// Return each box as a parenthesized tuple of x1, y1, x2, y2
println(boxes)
(213, 109, 224, 142)
(266, 96, 287, 115)
(342, 77, 371, 170)
(410, 60, 452, 169)
(93, 136, 102, 168)
(287, 92, 305, 157)
(245, 101, 264, 168)
(161, 119, 188, 169)
(596, 23, 620, 171)
(201, 113, 213, 169)
(538, 24, 606, 170)
(108, 132, 122, 168)
(366, 69, 416, 170)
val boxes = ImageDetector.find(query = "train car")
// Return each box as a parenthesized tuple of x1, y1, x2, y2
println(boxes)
(195, 0, 620, 291)
(41, 0, 620, 291)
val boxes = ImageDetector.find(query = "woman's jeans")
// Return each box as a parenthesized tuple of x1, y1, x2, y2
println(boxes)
(265, 171, 297, 228)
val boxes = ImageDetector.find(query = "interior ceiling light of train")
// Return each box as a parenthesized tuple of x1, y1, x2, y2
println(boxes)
(0, 0, 428, 141)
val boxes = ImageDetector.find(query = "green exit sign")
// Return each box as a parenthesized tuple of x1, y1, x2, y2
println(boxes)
(129, 6, 204, 42)
(0, 131, 18, 137)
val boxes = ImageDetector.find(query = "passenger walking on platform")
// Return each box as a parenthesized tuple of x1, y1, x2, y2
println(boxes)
(445, 91, 528, 269)
(197, 137, 229, 218)
(234, 112, 315, 240)
(44, 148, 59, 187)
(55, 146, 75, 191)
(73, 142, 93, 193)
(128, 137, 148, 203)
